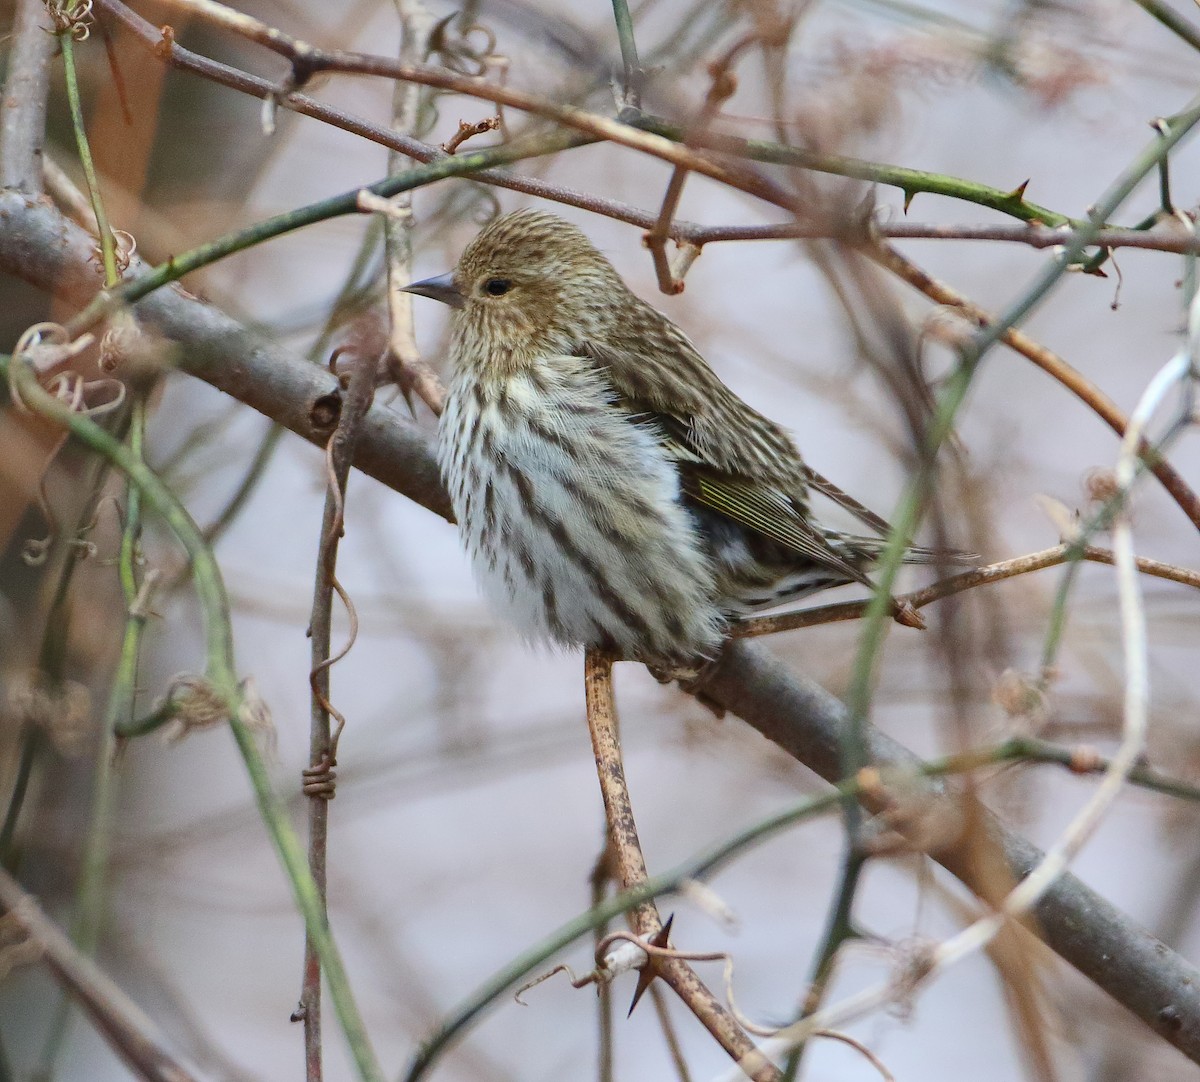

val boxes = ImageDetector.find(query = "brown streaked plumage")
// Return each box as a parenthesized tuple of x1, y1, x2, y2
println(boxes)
(407, 208, 954, 663)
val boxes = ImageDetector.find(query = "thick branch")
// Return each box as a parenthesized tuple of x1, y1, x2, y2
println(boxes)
(0, 191, 451, 519)
(704, 641, 1200, 1062)
(0, 0, 55, 193)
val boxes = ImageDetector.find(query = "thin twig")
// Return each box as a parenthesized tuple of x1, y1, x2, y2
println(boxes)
(0, 867, 200, 1082)
(649, 983, 694, 1082)
(440, 116, 500, 154)
(380, 1, 445, 418)
(730, 544, 1200, 639)
(868, 240, 1200, 532)
(582, 650, 779, 1082)
(809, 1031, 894, 1082)
(583, 650, 657, 933)
(590, 839, 616, 1082)
(150, 0, 321, 72)
(299, 347, 378, 1077)
(643, 35, 750, 293)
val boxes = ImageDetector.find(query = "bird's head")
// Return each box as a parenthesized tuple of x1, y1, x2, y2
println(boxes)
(404, 209, 627, 369)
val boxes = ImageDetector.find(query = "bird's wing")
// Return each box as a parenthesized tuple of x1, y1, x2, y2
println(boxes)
(801, 465, 896, 538)
(576, 333, 876, 586)
(685, 472, 876, 587)
(576, 320, 801, 483)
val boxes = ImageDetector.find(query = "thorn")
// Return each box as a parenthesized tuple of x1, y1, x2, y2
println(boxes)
(627, 915, 673, 1017)
(902, 189, 915, 215)
(399, 382, 419, 419)
(1006, 179, 1030, 202)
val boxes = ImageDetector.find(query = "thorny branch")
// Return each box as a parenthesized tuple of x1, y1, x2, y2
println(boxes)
(94, 1, 1200, 255)
(583, 650, 779, 1081)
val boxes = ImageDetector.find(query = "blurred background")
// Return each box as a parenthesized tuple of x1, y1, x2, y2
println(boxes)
(2, 0, 1200, 1079)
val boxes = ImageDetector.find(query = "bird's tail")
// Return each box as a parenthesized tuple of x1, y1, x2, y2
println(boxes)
(832, 532, 979, 567)
(898, 541, 979, 566)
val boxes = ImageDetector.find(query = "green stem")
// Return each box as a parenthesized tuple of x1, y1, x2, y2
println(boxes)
(1038, 420, 1191, 685)
(64, 131, 587, 338)
(2, 355, 385, 1082)
(80, 402, 148, 939)
(2, 444, 120, 871)
(780, 845, 866, 1081)
(625, 110, 1077, 227)
(1001, 736, 1200, 802)
(39, 401, 151, 1078)
(1129, 0, 1200, 52)
(844, 91, 1200, 763)
(610, 0, 643, 107)
(59, 33, 118, 285)
(201, 422, 285, 547)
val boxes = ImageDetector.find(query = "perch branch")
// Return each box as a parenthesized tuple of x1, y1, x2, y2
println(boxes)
(583, 650, 778, 1081)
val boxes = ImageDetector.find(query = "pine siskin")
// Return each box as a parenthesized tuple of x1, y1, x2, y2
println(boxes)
(406, 209, 951, 665)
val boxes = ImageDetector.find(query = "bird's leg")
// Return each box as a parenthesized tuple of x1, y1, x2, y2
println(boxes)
(581, 647, 780, 1081)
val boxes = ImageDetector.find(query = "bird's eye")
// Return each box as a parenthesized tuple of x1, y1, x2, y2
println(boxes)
(484, 278, 511, 296)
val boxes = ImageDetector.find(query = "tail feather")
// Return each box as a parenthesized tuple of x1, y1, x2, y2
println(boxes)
(831, 532, 979, 566)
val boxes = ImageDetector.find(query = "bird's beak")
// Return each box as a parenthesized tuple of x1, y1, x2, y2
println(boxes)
(402, 271, 465, 309)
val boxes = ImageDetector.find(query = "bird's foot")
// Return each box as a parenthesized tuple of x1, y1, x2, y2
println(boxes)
(646, 654, 727, 719)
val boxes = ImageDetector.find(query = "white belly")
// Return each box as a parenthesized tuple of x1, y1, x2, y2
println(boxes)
(437, 359, 724, 661)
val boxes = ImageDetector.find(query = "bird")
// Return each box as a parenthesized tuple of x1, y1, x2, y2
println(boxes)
(405, 208, 955, 666)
